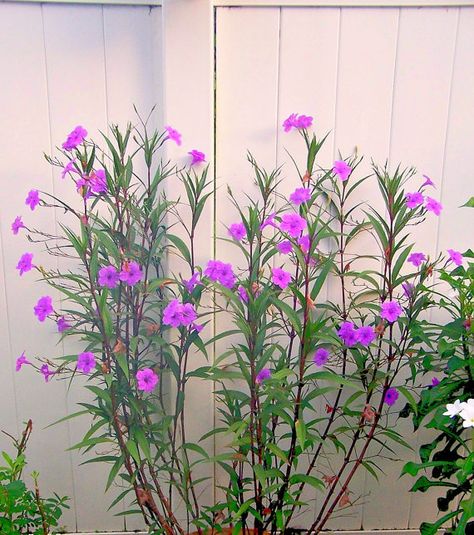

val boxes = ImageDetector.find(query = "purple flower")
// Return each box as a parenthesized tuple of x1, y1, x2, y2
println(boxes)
(313, 348, 329, 367)
(384, 387, 399, 406)
(357, 325, 376, 347)
(280, 213, 306, 238)
(62, 126, 87, 151)
(57, 316, 71, 333)
(295, 114, 313, 129)
(431, 377, 440, 387)
(337, 321, 359, 347)
(25, 190, 40, 211)
(204, 260, 236, 288)
(238, 285, 249, 303)
(333, 161, 352, 182)
(98, 265, 120, 289)
(447, 249, 463, 266)
(180, 303, 198, 326)
(184, 271, 200, 292)
(425, 196, 443, 216)
(298, 234, 310, 254)
(165, 125, 182, 146)
(16, 253, 33, 276)
(405, 192, 424, 209)
(380, 300, 403, 323)
(119, 261, 143, 286)
(34, 296, 53, 322)
(192, 322, 204, 333)
(90, 169, 107, 194)
(260, 212, 277, 231)
(402, 282, 415, 298)
(272, 267, 292, 290)
(77, 351, 96, 374)
(256, 368, 272, 384)
(163, 299, 183, 328)
(61, 159, 77, 179)
(277, 240, 293, 255)
(282, 113, 313, 132)
(162, 299, 197, 328)
(16, 352, 31, 372)
(228, 222, 246, 241)
(40, 364, 55, 383)
(289, 187, 311, 206)
(189, 150, 206, 165)
(76, 177, 92, 199)
(136, 368, 159, 392)
(12, 216, 25, 235)
(408, 252, 426, 267)
(422, 175, 435, 188)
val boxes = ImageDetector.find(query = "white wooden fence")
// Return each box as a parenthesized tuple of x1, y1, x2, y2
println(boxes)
(1, 0, 473, 532)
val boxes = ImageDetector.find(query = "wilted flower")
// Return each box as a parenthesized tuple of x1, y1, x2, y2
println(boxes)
(57, 317, 71, 333)
(260, 212, 277, 230)
(136, 368, 159, 392)
(77, 352, 96, 374)
(256, 368, 272, 384)
(184, 271, 200, 292)
(422, 175, 435, 188)
(238, 285, 249, 303)
(40, 364, 55, 383)
(402, 282, 415, 298)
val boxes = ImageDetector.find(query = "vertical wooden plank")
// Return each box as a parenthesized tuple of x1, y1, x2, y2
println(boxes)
(215, 3, 281, 505)
(161, 0, 215, 525)
(103, 5, 158, 129)
(276, 7, 340, 528)
(327, 7, 400, 531)
(41, 4, 125, 531)
(0, 3, 77, 531)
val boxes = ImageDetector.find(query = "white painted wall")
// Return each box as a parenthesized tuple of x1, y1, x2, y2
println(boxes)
(0, 0, 473, 532)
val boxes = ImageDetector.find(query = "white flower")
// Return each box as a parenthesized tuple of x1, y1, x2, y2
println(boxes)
(443, 399, 464, 418)
(459, 399, 474, 429)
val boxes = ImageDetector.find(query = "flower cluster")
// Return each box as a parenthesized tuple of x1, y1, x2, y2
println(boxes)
(405, 190, 443, 215)
(162, 299, 198, 329)
(98, 261, 143, 289)
(337, 321, 376, 347)
(282, 113, 313, 132)
(204, 260, 236, 288)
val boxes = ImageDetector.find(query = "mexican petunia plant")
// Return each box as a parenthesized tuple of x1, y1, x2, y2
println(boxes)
(12, 112, 459, 535)
(193, 116, 452, 534)
(14, 118, 214, 535)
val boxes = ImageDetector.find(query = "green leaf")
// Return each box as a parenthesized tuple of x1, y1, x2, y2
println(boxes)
(295, 419, 307, 451)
